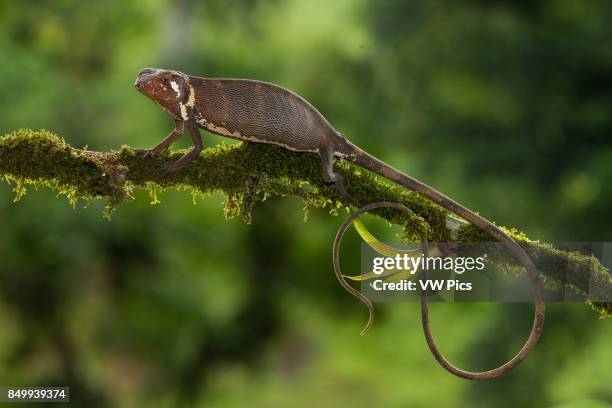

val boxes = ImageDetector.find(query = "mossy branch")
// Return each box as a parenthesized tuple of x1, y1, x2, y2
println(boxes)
(1, 129, 611, 317)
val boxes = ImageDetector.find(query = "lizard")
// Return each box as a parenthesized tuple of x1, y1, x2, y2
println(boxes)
(134, 68, 545, 380)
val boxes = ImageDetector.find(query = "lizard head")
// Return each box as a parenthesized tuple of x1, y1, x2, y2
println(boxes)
(135, 68, 191, 118)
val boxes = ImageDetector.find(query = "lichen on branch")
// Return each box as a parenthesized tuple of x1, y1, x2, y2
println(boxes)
(1, 129, 610, 317)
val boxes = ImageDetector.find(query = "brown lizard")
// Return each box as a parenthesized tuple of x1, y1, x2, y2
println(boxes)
(134, 68, 545, 380)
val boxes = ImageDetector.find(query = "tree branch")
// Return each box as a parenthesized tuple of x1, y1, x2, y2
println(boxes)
(1, 129, 610, 317)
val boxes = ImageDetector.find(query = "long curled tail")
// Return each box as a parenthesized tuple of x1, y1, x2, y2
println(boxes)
(334, 137, 545, 380)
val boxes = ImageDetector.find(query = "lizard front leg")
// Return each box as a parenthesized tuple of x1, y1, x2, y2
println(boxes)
(163, 117, 203, 173)
(135, 119, 184, 158)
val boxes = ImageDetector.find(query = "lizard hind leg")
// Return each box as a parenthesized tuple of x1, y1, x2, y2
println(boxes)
(319, 143, 352, 205)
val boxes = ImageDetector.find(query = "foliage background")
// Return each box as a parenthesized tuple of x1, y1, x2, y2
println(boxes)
(0, 0, 611, 406)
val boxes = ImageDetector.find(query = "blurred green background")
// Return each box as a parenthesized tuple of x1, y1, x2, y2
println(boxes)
(1, 0, 611, 406)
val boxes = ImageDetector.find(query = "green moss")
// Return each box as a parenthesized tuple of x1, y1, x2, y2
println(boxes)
(0, 129, 128, 208)
(457, 223, 612, 317)
(1, 129, 610, 317)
